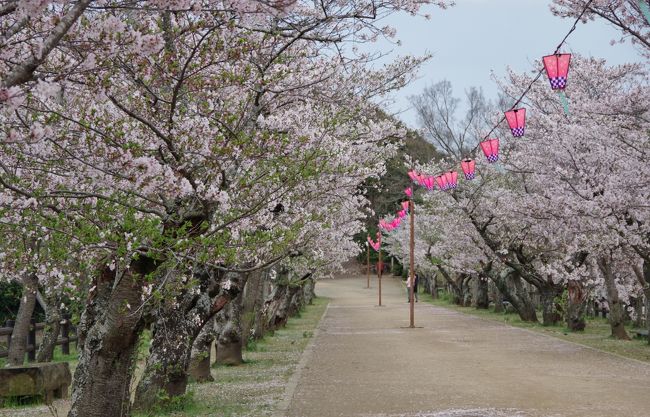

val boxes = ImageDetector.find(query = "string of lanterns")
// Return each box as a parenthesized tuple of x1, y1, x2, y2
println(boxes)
(371, 0, 595, 241)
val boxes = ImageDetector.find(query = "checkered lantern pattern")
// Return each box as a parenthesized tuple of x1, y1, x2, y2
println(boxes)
(510, 127, 525, 137)
(549, 76, 567, 90)
(461, 159, 476, 181)
(480, 139, 500, 164)
(543, 54, 571, 91)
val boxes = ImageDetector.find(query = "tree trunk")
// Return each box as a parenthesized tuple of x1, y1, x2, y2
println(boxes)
(493, 268, 538, 322)
(475, 277, 489, 309)
(68, 258, 155, 417)
(437, 266, 462, 305)
(598, 256, 631, 340)
(188, 317, 216, 383)
(636, 258, 650, 345)
(303, 276, 316, 305)
(491, 282, 504, 313)
(134, 297, 196, 409)
(241, 270, 267, 342)
(646, 290, 650, 346)
(566, 281, 586, 331)
(7, 273, 38, 366)
(540, 287, 561, 326)
(261, 271, 307, 333)
(133, 271, 244, 411)
(36, 295, 62, 363)
(214, 293, 244, 366)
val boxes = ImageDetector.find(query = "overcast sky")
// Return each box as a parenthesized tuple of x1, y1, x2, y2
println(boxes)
(362, 0, 643, 129)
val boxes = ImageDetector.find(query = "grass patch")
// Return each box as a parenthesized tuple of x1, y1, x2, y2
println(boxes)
(0, 343, 79, 369)
(422, 291, 650, 363)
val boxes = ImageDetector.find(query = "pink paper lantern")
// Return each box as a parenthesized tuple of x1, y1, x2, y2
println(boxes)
(543, 53, 571, 90)
(504, 108, 526, 138)
(480, 138, 500, 163)
(408, 170, 418, 182)
(404, 187, 413, 198)
(435, 174, 448, 191)
(461, 159, 476, 180)
(416, 174, 426, 186)
(424, 176, 435, 190)
(444, 171, 458, 189)
(401, 201, 410, 211)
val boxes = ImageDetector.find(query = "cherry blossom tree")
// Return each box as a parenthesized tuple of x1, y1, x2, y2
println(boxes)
(0, 1, 454, 415)
(551, 0, 650, 59)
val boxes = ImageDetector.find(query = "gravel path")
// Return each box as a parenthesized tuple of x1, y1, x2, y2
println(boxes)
(285, 273, 650, 417)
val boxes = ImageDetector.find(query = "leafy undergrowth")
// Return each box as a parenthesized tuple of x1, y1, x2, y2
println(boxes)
(134, 296, 329, 417)
(423, 292, 650, 364)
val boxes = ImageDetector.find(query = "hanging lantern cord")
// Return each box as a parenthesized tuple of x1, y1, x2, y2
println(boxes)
(461, 0, 595, 162)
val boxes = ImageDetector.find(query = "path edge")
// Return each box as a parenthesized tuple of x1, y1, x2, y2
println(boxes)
(430, 303, 650, 368)
(273, 299, 330, 417)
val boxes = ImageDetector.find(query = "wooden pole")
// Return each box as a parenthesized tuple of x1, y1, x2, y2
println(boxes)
(366, 241, 370, 289)
(378, 240, 382, 306)
(409, 199, 415, 328)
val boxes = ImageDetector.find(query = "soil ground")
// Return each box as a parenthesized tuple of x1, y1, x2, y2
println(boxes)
(285, 272, 650, 417)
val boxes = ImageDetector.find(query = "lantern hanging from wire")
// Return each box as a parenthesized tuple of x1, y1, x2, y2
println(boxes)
(461, 159, 476, 180)
(408, 170, 418, 183)
(397, 209, 407, 219)
(424, 176, 435, 191)
(401, 201, 410, 211)
(404, 187, 413, 198)
(480, 138, 500, 163)
(504, 108, 526, 138)
(444, 171, 458, 189)
(435, 174, 448, 191)
(543, 53, 571, 90)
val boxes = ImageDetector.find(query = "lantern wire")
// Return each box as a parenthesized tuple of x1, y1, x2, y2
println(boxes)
(383, 0, 596, 232)
(468, 0, 596, 156)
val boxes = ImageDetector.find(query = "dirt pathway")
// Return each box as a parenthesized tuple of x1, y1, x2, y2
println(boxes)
(284, 273, 650, 417)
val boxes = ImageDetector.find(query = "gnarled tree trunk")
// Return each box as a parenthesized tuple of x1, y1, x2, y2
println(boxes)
(475, 276, 489, 309)
(68, 258, 155, 417)
(7, 273, 38, 366)
(493, 268, 538, 323)
(540, 286, 562, 326)
(241, 270, 268, 342)
(214, 292, 244, 366)
(566, 281, 587, 331)
(133, 271, 243, 411)
(302, 276, 316, 305)
(598, 256, 630, 340)
(188, 317, 216, 383)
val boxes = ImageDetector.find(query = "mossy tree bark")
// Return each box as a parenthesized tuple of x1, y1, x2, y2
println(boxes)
(133, 270, 244, 411)
(188, 317, 216, 382)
